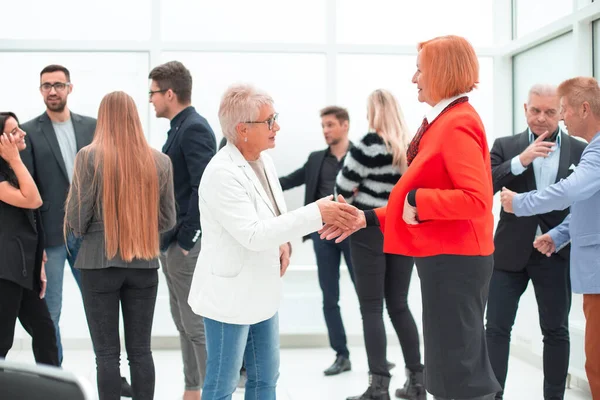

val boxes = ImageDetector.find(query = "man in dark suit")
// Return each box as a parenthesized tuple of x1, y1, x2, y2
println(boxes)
(279, 106, 357, 376)
(486, 84, 586, 400)
(21, 64, 133, 397)
(20, 64, 95, 365)
(149, 61, 216, 400)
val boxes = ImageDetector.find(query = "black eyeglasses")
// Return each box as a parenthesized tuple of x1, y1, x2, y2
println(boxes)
(148, 89, 168, 97)
(244, 113, 279, 131)
(40, 82, 70, 92)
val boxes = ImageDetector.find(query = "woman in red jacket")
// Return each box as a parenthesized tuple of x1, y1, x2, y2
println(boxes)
(322, 35, 501, 400)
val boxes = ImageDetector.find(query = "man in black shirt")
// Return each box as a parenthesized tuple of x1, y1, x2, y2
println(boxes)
(279, 106, 356, 376)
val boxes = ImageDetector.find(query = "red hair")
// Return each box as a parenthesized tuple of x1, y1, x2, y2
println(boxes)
(418, 35, 479, 103)
(69, 91, 160, 262)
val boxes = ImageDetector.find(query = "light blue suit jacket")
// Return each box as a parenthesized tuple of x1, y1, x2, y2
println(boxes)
(513, 131, 600, 294)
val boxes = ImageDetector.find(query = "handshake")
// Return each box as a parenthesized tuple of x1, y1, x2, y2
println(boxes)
(315, 195, 366, 243)
(499, 187, 555, 257)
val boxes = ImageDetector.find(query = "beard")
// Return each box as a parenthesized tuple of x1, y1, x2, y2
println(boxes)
(44, 97, 67, 112)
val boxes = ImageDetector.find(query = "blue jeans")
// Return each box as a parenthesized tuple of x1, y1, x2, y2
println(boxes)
(44, 232, 83, 365)
(203, 314, 280, 400)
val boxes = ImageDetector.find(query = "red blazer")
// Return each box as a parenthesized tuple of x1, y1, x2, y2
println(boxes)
(375, 102, 494, 257)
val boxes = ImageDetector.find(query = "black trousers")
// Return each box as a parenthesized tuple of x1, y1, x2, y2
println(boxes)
(486, 252, 571, 400)
(350, 227, 422, 376)
(311, 232, 355, 358)
(0, 278, 58, 366)
(416, 254, 501, 399)
(81, 268, 158, 400)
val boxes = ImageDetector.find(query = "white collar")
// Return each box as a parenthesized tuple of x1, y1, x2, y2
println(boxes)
(425, 93, 469, 123)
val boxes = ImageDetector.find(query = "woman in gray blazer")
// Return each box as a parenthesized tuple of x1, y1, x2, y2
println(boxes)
(65, 91, 176, 400)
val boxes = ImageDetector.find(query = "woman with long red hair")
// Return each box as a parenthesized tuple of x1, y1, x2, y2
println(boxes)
(65, 91, 176, 400)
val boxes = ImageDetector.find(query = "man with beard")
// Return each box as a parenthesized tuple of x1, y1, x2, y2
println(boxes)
(279, 106, 359, 376)
(21, 64, 132, 397)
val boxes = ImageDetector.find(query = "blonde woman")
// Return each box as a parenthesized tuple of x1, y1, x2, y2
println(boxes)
(336, 89, 424, 400)
(65, 91, 176, 400)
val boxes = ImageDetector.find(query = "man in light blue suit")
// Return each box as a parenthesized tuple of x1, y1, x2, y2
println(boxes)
(500, 76, 600, 399)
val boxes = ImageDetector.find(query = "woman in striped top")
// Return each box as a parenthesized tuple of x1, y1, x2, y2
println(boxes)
(337, 89, 425, 400)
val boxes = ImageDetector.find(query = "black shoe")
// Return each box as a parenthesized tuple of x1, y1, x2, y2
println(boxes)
(347, 373, 391, 400)
(120, 377, 133, 398)
(324, 355, 352, 376)
(387, 361, 396, 371)
(395, 368, 426, 399)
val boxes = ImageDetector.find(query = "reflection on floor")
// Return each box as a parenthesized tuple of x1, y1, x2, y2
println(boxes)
(5, 345, 592, 399)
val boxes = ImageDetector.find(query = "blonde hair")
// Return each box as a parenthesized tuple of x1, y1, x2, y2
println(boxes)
(367, 89, 411, 171)
(67, 91, 160, 262)
(557, 77, 600, 118)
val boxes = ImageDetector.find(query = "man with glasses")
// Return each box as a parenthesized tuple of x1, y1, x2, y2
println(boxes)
(21, 64, 133, 397)
(149, 61, 216, 400)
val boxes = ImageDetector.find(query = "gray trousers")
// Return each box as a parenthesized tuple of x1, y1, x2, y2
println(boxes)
(160, 241, 206, 391)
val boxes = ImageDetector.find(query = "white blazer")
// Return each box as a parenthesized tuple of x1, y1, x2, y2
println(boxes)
(188, 142, 323, 324)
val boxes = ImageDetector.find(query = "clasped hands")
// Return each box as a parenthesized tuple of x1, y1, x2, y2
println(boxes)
(316, 195, 365, 243)
(500, 187, 555, 257)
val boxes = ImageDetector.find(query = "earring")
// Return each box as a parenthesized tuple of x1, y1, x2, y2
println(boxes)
(244, 137, 248, 143)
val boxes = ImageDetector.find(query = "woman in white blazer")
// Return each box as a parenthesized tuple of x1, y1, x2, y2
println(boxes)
(188, 84, 359, 400)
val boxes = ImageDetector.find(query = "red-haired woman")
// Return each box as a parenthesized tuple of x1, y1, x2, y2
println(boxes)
(322, 35, 501, 400)
(65, 91, 176, 400)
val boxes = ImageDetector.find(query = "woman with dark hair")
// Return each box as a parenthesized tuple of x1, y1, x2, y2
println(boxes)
(0, 111, 58, 366)
(65, 91, 176, 400)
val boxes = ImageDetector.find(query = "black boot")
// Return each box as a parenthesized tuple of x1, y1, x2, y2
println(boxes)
(395, 368, 426, 400)
(347, 373, 391, 400)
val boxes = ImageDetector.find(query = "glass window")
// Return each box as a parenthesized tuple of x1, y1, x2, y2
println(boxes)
(0, 52, 150, 141)
(336, 55, 494, 143)
(512, 33, 574, 133)
(1, 0, 151, 40)
(514, 0, 573, 38)
(594, 19, 600, 78)
(336, 0, 494, 46)
(161, 0, 326, 43)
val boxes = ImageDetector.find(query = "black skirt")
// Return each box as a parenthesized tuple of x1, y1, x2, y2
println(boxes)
(415, 254, 501, 399)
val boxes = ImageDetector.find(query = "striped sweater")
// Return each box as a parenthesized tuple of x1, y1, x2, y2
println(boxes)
(335, 132, 401, 210)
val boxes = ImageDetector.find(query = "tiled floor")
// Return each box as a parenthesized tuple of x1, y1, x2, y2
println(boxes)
(5, 346, 592, 400)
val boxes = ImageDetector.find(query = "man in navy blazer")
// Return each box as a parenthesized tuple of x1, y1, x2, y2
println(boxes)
(501, 77, 600, 400)
(149, 61, 216, 400)
(279, 106, 358, 376)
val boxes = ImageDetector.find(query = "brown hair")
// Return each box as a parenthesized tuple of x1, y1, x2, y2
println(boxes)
(148, 61, 193, 104)
(320, 106, 350, 125)
(40, 65, 71, 81)
(417, 35, 479, 103)
(557, 77, 600, 118)
(69, 92, 160, 261)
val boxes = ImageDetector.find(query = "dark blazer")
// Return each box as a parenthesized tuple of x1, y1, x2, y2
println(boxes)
(21, 112, 96, 247)
(491, 130, 586, 271)
(279, 148, 330, 241)
(0, 173, 44, 292)
(160, 106, 216, 252)
(65, 148, 176, 270)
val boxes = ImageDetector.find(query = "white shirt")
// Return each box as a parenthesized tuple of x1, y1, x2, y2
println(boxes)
(425, 93, 470, 124)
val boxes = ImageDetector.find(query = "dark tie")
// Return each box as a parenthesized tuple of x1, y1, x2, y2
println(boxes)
(405, 96, 469, 166)
(406, 117, 429, 166)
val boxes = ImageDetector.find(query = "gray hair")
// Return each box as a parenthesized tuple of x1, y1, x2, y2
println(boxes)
(218, 84, 274, 143)
(528, 84, 557, 104)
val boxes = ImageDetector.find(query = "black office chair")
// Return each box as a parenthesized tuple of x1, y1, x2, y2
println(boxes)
(0, 358, 95, 400)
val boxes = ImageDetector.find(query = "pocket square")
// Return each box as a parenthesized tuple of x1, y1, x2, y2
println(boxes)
(569, 164, 577, 171)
